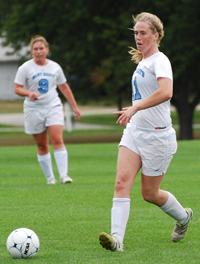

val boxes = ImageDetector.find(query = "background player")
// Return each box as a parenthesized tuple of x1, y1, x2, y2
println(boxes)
(14, 35, 81, 184)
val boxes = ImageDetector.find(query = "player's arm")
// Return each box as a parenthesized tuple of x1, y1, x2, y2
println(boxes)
(58, 83, 81, 120)
(14, 83, 39, 100)
(114, 77, 172, 126)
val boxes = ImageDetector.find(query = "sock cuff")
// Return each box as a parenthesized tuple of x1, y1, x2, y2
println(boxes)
(160, 191, 171, 210)
(54, 147, 67, 153)
(113, 198, 131, 203)
(37, 152, 51, 161)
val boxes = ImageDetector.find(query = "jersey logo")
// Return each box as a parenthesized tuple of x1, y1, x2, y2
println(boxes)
(136, 68, 145, 77)
(132, 68, 145, 101)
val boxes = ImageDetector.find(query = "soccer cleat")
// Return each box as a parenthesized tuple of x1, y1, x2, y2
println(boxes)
(60, 175, 73, 183)
(171, 208, 193, 242)
(99, 232, 123, 251)
(47, 177, 56, 184)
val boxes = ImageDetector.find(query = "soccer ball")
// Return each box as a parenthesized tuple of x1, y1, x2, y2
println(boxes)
(6, 228, 40, 259)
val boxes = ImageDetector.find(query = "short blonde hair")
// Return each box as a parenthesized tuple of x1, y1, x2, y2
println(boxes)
(29, 35, 49, 49)
(129, 12, 164, 64)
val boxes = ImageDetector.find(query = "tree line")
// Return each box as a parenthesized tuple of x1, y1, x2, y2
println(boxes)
(0, 0, 200, 139)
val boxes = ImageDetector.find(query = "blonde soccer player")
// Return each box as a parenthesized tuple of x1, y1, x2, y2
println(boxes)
(99, 12, 193, 251)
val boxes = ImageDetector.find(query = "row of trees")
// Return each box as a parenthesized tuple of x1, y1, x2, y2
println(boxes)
(0, 0, 200, 139)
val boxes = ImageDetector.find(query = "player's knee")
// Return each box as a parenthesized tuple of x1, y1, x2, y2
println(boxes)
(115, 180, 122, 192)
(51, 137, 63, 149)
(141, 189, 155, 203)
(115, 174, 127, 193)
(37, 143, 48, 154)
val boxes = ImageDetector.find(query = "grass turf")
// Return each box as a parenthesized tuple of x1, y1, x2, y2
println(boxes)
(0, 141, 199, 263)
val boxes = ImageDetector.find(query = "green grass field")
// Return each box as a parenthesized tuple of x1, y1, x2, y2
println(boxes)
(0, 141, 199, 263)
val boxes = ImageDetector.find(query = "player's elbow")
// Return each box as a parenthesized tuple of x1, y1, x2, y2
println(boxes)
(14, 87, 19, 95)
(165, 90, 173, 101)
(161, 88, 173, 102)
(14, 84, 22, 95)
(158, 78, 173, 100)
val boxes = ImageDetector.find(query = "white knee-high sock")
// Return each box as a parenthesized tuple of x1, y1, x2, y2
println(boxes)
(111, 198, 131, 244)
(54, 147, 68, 179)
(37, 152, 55, 180)
(160, 192, 188, 223)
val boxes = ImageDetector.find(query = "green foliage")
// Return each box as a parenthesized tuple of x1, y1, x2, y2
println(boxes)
(0, 0, 136, 104)
(0, 142, 200, 263)
(0, 0, 200, 138)
(159, 0, 200, 104)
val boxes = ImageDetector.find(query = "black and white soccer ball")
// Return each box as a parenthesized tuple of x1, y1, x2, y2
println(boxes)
(6, 228, 40, 259)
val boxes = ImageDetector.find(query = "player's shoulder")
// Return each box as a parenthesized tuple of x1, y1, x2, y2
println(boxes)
(47, 59, 61, 68)
(18, 59, 34, 69)
(16, 59, 34, 75)
(139, 52, 168, 69)
(154, 52, 170, 63)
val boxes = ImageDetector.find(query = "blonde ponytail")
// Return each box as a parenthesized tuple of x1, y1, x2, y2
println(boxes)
(128, 47, 143, 64)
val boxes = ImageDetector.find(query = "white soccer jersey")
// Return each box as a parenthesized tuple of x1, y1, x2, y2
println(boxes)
(14, 59, 66, 111)
(129, 52, 173, 129)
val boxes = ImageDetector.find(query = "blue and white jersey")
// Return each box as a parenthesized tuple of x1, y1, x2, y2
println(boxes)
(14, 59, 66, 111)
(129, 52, 173, 129)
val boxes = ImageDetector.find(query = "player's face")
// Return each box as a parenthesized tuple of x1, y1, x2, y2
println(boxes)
(32, 41, 49, 65)
(134, 21, 159, 58)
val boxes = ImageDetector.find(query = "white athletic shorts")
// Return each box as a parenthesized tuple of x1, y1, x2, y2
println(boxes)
(24, 104, 64, 134)
(119, 125, 177, 176)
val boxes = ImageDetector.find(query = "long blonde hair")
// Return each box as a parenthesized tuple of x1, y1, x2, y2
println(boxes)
(129, 12, 164, 64)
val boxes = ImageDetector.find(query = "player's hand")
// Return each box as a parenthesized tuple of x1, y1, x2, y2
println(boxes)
(73, 108, 81, 120)
(114, 106, 137, 126)
(29, 91, 40, 100)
